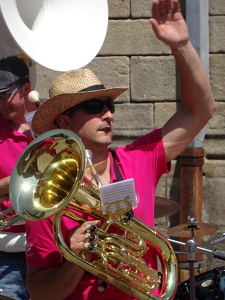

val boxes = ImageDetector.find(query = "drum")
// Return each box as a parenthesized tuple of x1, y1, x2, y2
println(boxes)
(0, 295, 16, 300)
(175, 266, 225, 300)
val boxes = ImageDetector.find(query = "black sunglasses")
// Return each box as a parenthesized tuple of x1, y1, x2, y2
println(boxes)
(62, 98, 115, 115)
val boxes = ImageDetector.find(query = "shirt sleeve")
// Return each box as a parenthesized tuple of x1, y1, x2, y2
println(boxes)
(26, 218, 63, 267)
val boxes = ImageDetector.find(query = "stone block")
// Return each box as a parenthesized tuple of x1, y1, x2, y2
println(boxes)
(108, 0, 130, 18)
(131, 0, 185, 18)
(203, 176, 225, 225)
(131, 0, 152, 18)
(113, 103, 154, 132)
(100, 19, 170, 55)
(209, 16, 225, 53)
(155, 102, 178, 128)
(207, 102, 225, 130)
(86, 56, 130, 102)
(131, 56, 176, 101)
(204, 138, 225, 159)
(35, 65, 61, 99)
(204, 159, 225, 177)
(209, 54, 225, 101)
(209, 0, 225, 15)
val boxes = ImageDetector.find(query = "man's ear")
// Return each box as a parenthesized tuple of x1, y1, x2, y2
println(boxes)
(55, 114, 72, 130)
(21, 82, 31, 96)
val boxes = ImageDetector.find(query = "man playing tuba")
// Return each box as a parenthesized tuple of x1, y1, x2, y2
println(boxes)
(24, 0, 215, 299)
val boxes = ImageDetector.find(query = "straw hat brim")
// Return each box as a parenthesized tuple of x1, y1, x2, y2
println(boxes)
(32, 86, 127, 135)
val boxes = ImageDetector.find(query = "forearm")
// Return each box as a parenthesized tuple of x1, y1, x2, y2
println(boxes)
(26, 261, 85, 300)
(162, 41, 216, 162)
(0, 176, 10, 197)
(172, 41, 215, 120)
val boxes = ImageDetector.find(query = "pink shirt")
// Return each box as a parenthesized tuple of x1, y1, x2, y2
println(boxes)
(0, 112, 33, 233)
(26, 129, 170, 299)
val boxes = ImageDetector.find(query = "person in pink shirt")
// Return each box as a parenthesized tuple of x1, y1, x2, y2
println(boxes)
(0, 56, 37, 299)
(25, 0, 216, 299)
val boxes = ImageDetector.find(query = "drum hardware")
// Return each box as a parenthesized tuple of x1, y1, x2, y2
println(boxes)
(167, 220, 218, 238)
(0, 295, 16, 300)
(168, 217, 220, 300)
(168, 238, 218, 300)
(169, 239, 225, 262)
(154, 196, 180, 219)
(174, 266, 225, 300)
(211, 233, 225, 245)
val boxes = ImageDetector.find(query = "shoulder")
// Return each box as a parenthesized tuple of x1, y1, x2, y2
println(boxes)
(111, 128, 165, 164)
(115, 128, 163, 153)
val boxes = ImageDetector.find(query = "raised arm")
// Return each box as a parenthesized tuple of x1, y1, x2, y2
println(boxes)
(150, 0, 216, 162)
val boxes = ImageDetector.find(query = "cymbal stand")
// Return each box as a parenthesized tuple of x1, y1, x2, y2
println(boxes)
(170, 223, 197, 300)
(210, 234, 225, 261)
(211, 232, 225, 245)
(168, 237, 225, 300)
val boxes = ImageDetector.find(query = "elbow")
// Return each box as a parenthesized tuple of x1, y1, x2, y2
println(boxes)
(201, 93, 216, 122)
(212, 99, 217, 116)
(208, 97, 216, 120)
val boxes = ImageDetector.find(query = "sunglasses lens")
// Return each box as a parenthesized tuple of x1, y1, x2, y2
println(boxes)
(84, 99, 115, 114)
(84, 100, 103, 114)
(106, 100, 115, 113)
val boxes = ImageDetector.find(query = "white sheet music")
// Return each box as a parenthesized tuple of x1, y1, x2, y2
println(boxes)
(100, 178, 136, 216)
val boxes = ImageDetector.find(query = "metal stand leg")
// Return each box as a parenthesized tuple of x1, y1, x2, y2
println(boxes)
(189, 261, 196, 300)
(184, 238, 197, 300)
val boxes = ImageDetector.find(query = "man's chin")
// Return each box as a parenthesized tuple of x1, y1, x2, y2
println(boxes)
(96, 138, 112, 149)
(98, 132, 112, 144)
(1, 110, 15, 120)
(100, 140, 112, 147)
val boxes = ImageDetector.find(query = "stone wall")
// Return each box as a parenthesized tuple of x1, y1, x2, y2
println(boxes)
(34, 0, 225, 275)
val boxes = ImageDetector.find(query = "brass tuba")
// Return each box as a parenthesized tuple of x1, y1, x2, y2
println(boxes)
(10, 129, 178, 300)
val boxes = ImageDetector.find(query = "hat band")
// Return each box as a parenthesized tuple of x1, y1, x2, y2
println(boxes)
(79, 84, 105, 92)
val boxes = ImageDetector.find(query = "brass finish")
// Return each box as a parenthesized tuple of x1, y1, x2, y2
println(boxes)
(10, 129, 85, 221)
(10, 129, 178, 300)
(167, 222, 218, 238)
(0, 194, 23, 230)
(155, 197, 180, 219)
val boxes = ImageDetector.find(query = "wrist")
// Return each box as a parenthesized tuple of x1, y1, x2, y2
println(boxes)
(171, 41, 191, 55)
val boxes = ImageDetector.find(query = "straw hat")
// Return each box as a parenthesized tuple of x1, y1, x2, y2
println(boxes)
(32, 69, 128, 135)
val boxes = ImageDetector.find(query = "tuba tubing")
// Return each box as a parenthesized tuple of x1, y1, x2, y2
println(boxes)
(0, 194, 24, 230)
(54, 209, 178, 300)
(9, 129, 178, 300)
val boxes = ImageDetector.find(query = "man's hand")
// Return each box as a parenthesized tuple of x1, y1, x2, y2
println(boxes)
(150, 0, 189, 50)
(68, 220, 101, 261)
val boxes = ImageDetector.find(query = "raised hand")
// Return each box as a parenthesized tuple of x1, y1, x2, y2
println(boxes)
(150, 0, 189, 50)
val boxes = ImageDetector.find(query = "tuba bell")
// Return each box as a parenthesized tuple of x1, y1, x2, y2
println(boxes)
(0, 0, 109, 72)
(10, 129, 178, 300)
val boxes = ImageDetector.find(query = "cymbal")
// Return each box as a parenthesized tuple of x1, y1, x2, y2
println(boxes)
(155, 196, 180, 219)
(167, 222, 218, 238)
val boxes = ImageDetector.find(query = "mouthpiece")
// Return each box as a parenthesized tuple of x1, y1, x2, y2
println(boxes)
(85, 150, 102, 187)
(28, 91, 40, 104)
